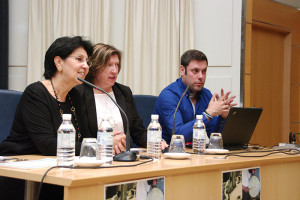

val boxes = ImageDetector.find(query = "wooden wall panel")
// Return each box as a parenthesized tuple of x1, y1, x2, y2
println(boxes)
(252, 0, 300, 45)
(252, 0, 295, 33)
(250, 26, 286, 146)
(291, 85, 300, 133)
(245, 0, 252, 23)
(244, 23, 252, 74)
(290, 123, 300, 133)
(291, 46, 300, 84)
(283, 34, 291, 141)
(292, 13, 300, 45)
(244, 74, 252, 107)
(291, 45, 300, 134)
(245, 0, 299, 145)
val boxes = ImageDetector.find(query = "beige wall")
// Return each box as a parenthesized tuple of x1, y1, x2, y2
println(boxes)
(9, 0, 243, 103)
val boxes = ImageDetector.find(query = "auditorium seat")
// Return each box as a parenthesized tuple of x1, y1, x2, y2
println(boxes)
(133, 95, 158, 128)
(132, 95, 158, 148)
(0, 89, 22, 143)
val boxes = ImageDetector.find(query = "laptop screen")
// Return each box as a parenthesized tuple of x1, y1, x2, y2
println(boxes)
(221, 107, 263, 149)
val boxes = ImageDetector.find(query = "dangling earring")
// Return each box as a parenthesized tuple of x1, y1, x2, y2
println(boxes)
(57, 67, 62, 72)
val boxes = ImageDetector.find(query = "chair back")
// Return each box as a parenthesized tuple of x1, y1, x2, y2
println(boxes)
(133, 95, 158, 128)
(0, 89, 23, 143)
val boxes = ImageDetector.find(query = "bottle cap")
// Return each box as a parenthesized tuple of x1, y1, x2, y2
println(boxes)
(62, 114, 72, 120)
(196, 115, 203, 120)
(151, 114, 159, 120)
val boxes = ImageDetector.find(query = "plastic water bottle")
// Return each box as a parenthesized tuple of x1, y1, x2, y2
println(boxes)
(147, 114, 162, 159)
(193, 115, 207, 154)
(97, 118, 113, 165)
(57, 114, 76, 167)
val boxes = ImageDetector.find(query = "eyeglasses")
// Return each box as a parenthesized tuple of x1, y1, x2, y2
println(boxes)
(69, 55, 90, 67)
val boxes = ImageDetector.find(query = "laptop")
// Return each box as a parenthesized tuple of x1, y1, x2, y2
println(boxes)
(221, 107, 263, 150)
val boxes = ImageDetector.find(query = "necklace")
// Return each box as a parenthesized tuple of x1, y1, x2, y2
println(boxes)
(50, 79, 81, 142)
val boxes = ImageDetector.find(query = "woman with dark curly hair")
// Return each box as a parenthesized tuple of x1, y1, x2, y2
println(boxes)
(0, 36, 93, 200)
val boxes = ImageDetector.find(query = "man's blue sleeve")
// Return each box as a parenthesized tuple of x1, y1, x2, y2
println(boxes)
(202, 115, 225, 136)
(154, 90, 196, 143)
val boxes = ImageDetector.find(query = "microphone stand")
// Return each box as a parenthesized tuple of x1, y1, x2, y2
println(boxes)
(172, 85, 190, 135)
(169, 85, 190, 153)
(78, 77, 136, 161)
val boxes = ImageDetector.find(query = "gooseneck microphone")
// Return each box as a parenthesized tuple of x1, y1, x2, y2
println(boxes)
(77, 77, 136, 161)
(172, 85, 190, 135)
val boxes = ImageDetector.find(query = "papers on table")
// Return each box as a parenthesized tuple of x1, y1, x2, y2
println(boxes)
(0, 158, 57, 169)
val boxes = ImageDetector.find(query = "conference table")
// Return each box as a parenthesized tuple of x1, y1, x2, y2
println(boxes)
(0, 149, 299, 200)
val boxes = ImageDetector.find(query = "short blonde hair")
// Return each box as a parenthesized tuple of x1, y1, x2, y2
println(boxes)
(85, 43, 122, 83)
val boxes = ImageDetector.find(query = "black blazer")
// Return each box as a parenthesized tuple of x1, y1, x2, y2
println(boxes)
(0, 82, 89, 156)
(76, 83, 147, 147)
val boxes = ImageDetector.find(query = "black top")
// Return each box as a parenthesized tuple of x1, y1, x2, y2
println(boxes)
(76, 83, 147, 148)
(0, 82, 90, 156)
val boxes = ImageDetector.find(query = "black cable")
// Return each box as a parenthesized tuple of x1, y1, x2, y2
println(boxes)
(74, 158, 154, 169)
(36, 166, 61, 200)
(290, 132, 300, 143)
(36, 158, 153, 200)
(248, 143, 268, 149)
(189, 145, 272, 155)
(224, 148, 300, 159)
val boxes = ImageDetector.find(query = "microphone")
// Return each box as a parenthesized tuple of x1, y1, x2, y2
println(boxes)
(77, 77, 136, 161)
(172, 85, 190, 135)
(168, 84, 189, 153)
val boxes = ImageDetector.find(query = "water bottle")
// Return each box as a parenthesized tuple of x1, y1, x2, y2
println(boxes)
(97, 118, 113, 165)
(193, 115, 207, 154)
(147, 114, 162, 159)
(57, 114, 76, 167)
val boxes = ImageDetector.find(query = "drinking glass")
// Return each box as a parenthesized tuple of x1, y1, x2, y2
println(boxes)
(169, 135, 186, 153)
(79, 138, 98, 159)
(208, 133, 223, 149)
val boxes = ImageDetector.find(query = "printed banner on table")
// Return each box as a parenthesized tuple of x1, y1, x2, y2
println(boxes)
(222, 167, 260, 200)
(105, 176, 165, 200)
